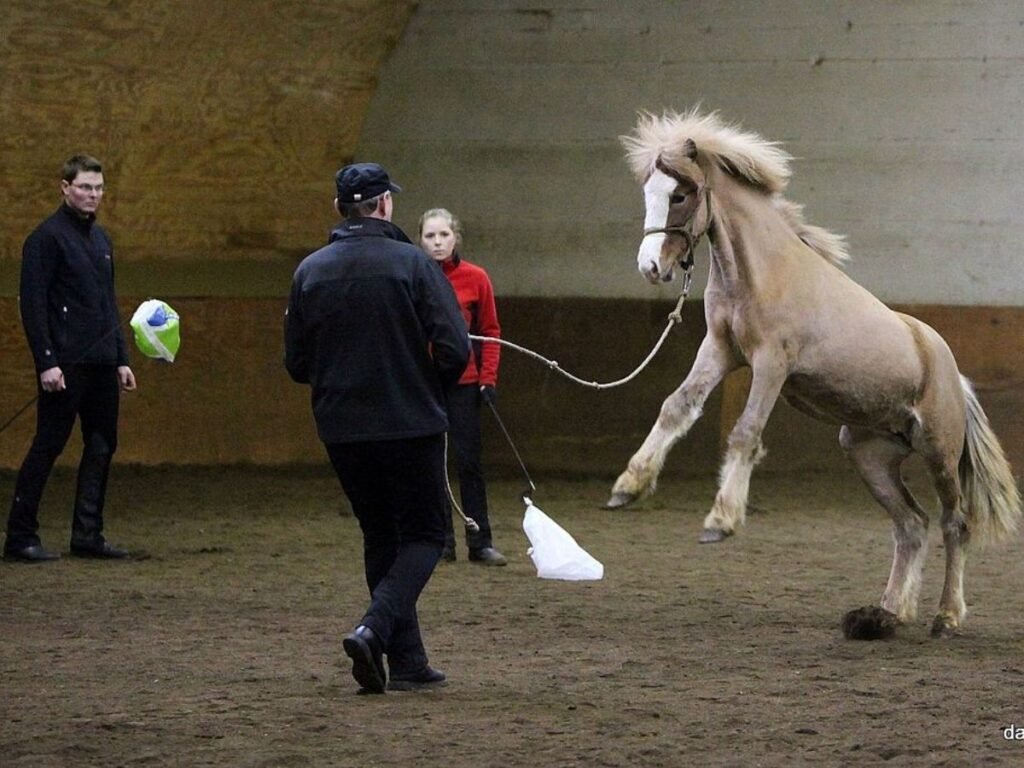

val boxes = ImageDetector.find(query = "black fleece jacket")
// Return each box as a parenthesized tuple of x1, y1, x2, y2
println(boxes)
(19, 204, 129, 373)
(284, 217, 469, 444)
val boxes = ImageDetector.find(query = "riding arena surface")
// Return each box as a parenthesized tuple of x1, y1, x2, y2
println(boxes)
(1, 465, 1022, 767)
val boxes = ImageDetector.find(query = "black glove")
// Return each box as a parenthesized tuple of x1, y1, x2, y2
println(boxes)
(479, 385, 496, 405)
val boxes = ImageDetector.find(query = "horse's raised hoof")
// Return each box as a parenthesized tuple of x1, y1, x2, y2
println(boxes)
(930, 615, 961, 639)
(841, 606, 899, 640)
(603, 491, 637, 510)
(698, 527, 731, 544)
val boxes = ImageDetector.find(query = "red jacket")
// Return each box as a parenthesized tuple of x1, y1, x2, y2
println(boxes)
(441, 255, 500, 386)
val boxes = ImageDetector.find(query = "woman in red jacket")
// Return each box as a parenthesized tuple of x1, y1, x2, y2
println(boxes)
(418, 208, 507, 566)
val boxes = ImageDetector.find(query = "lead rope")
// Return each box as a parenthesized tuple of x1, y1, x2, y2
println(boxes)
(449, 255, 696, 528)
(468, 263, 693, 391)
(443, 432, 479, 533)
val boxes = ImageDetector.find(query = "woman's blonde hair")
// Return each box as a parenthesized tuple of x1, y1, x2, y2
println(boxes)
(417, 207, 463, 248)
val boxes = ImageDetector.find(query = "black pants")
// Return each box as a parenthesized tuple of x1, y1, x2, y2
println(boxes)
(5, 364, 120, 551)
(443, 384, 493, 551)
(327, 433, 447, 675)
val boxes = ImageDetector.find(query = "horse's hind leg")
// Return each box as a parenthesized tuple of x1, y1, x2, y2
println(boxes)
(840, 427, 928, 622)
(606, 334, 736, 508)
(922, 443, 967, 637)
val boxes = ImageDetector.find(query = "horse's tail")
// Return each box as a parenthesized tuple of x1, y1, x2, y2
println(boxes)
(958, 375, 1022, 547)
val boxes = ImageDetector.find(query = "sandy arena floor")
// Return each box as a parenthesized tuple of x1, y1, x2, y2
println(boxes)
(1, 465, 1023, 767)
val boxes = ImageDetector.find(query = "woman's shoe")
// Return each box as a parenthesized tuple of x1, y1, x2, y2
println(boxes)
(468, 547, 507, 566)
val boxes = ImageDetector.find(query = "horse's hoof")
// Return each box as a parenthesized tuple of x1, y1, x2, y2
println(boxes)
(930, 615, 961, 639)
(603, 491, 637, 510)
(841, 606, 898, 640)
(698, 527, 730, 544)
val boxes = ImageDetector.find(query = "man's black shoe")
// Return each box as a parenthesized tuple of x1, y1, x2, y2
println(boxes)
(440, 546, 456, 562)
(69, 541, 130, 559)
(468, 546, 507, 566)
(343, 625, 386, 694)
(388, 665, 447, 691)
(3, 544, 60, 563)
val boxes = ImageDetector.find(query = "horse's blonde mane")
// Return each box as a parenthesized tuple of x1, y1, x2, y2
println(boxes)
(621, 108, 792, 193)
(621, 108, 849, 266)
(774, 199, 849, 266)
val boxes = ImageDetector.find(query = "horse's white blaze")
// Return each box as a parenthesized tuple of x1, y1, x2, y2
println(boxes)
(638, 170, 676, 280)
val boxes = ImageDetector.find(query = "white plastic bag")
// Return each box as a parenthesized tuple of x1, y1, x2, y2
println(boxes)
(522, 499, 604, 581)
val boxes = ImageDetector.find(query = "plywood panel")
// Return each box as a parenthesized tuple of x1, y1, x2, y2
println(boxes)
(0, 297, 318, 468)
(0, 295, 716, 472)
(718, 305, 1024, 476)
(1, 299, 1017, 481)
(0, 0, 417, 272)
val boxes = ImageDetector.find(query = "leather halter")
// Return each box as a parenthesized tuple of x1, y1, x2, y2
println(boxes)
(642, 186, 712, 271)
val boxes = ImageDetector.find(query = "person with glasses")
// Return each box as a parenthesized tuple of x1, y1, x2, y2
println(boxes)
(3, 154, 136, 563)
(285, 163, 469, 693)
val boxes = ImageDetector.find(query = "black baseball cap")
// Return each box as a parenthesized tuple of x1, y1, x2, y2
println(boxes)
(335, 162, 402, 203)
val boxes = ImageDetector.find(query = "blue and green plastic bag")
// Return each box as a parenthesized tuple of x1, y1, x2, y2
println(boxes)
(130, 299, 180, 362)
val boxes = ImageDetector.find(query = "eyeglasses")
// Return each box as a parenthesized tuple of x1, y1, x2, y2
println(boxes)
(70, 183, 104, 194)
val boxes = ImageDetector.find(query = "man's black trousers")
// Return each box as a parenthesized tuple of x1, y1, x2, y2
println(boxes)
(327, 433, 446, 675)
(5, 364, 119, 551)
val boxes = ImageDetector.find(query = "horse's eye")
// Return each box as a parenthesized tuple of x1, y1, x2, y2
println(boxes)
(670, 193, 687, 205)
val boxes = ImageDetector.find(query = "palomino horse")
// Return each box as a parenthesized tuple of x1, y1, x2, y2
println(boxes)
(605, 109, 1021, 637)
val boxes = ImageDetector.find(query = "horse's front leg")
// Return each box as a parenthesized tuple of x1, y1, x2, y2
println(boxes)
(606, 334, 737, 508)
(700, 355, 787, 543)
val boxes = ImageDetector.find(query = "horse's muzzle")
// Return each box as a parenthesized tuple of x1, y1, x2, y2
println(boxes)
(639, 261, 673, 284)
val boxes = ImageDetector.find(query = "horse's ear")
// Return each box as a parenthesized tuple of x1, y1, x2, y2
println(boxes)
(684, 139, 698, 161)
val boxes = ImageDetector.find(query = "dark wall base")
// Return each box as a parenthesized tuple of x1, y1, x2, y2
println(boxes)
(0, 298, 1019, 485)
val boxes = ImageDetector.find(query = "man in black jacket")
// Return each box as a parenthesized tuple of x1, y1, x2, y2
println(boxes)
(3, 154, 136, 563)
(285, 162, 469, 694)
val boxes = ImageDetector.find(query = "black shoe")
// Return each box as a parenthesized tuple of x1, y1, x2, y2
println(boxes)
(3, 544, 60, 563)
(343, 625, 386, 694)
(69, 541, 130, 559)
(388, 665, 447, 691)
(440, 546, 456, 562)
(468, 546, 507, 566)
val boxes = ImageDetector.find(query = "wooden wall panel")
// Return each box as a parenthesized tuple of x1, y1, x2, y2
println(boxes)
(0, 295, 718, 473)
(0, 298, 1018, 485)
(0, 0, 417, 281)
(719, 306, 1024, 479)
(0, 297, 317, 467)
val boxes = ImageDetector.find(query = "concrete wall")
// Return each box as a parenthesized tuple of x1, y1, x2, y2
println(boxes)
(362, 0, 1024, 305)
